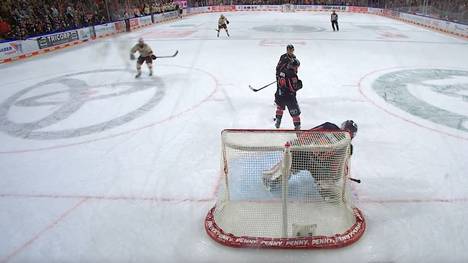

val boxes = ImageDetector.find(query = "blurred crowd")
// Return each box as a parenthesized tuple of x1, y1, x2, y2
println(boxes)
(0, 0, 177, 40)
(111, 0, 177, 20)
(1, 0, 466, 41)
(190, 0, 468, 23)
(387, 0, 468, 23)
(188, 0, 371, 6)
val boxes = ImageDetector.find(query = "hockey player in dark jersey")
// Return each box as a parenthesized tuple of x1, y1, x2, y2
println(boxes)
(274, 57, 303, 130)
(331, 11, 339, 31)
(262, 120, 358, 200)
(276, 44, 296, 77)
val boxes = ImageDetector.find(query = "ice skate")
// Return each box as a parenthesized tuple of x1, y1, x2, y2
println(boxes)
(274, 117, 282, 129)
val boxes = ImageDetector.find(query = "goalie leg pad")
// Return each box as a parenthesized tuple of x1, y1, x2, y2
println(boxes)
(262, 162, 282, 190)
(316, 180, 341, 203)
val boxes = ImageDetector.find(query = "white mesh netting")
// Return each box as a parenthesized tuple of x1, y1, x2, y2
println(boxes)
(205, 129, 365, 249)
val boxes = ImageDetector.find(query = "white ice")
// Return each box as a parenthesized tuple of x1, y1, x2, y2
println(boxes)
(0, 11, 468, 263)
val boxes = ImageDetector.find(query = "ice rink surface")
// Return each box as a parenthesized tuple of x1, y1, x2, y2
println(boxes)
(0, 10, 468, 263)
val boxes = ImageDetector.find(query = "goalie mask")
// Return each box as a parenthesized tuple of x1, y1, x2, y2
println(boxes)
(341, 120, 358, 138)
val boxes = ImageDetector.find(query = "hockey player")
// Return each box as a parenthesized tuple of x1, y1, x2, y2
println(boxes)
(262, 120, 358, 200)
(130, 37, 156, 78)
(217, 14, 230, 37)
(276, 44, 296, 76)
(176, 4, 183, 19)
(331, 11, 339, 31)
(274, 58, 303, 130)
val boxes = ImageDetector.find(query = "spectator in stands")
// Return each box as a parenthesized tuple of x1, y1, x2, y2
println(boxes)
(0, 16, 11, 39)
(2, 0, 467, 40)
(144, 4, 151, 15)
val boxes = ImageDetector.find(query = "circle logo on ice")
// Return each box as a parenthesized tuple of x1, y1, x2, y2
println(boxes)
(0, 69, 165, 140)
(372, 69, 468, 132)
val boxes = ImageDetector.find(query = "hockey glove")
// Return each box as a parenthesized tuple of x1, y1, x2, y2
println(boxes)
(278, 72, 287, 87)
(279, 78, 286, 87)
(130, 54, 135, 60)
(226, 20, 229, 24)
(295, 79, 303, 91)
(151, 54, 157, 60)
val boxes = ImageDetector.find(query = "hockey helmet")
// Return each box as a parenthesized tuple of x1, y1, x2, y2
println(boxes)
(138, 37, 144, 45)
(341, 120, 358, 138)
(287, 44, 294, 51)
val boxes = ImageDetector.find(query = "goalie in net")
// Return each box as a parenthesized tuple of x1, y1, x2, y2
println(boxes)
(262, 120, 358, 199)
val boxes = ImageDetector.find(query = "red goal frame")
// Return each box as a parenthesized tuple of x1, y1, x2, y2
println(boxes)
(205, 206, 365, 249)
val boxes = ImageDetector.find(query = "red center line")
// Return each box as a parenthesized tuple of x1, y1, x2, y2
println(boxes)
(1, 192, 468, 204)
(0, 161, 223, 261)
(358, 197, 468, 204)
(0, 198, 88, 263)
(0, 193, 215, 203)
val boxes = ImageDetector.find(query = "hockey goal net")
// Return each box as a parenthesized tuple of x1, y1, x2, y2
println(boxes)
(205, 129, 365, 249)
(282, 3, 295, 12)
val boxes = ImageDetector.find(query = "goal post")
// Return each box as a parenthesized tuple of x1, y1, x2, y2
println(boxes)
(205, 129, 365, 249)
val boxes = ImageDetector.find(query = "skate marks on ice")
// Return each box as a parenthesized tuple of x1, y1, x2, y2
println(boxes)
(252, 25, 325, 33)
(0, 65, 217, 153)
(359, 68, 468, 139)
(259, 39, 307, 47)
(355, 24, 400, 31)
(0, 69, 165, 140)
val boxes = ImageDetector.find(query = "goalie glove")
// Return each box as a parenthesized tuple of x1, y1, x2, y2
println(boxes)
(130, 53, 135, 60)
(151, 54, 157, 60)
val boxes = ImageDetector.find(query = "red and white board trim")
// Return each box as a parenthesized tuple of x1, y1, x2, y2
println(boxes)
(0, 40, 86, 64)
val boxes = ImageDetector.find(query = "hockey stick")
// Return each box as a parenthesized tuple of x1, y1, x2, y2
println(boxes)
(249, 80, 277, 92)
(155, 50, 179, 59)
(349, 177, 361, 183)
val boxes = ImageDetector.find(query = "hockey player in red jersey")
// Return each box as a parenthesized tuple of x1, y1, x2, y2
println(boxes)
(262, 120, 358, 199)
(274, 57, 303, 130)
